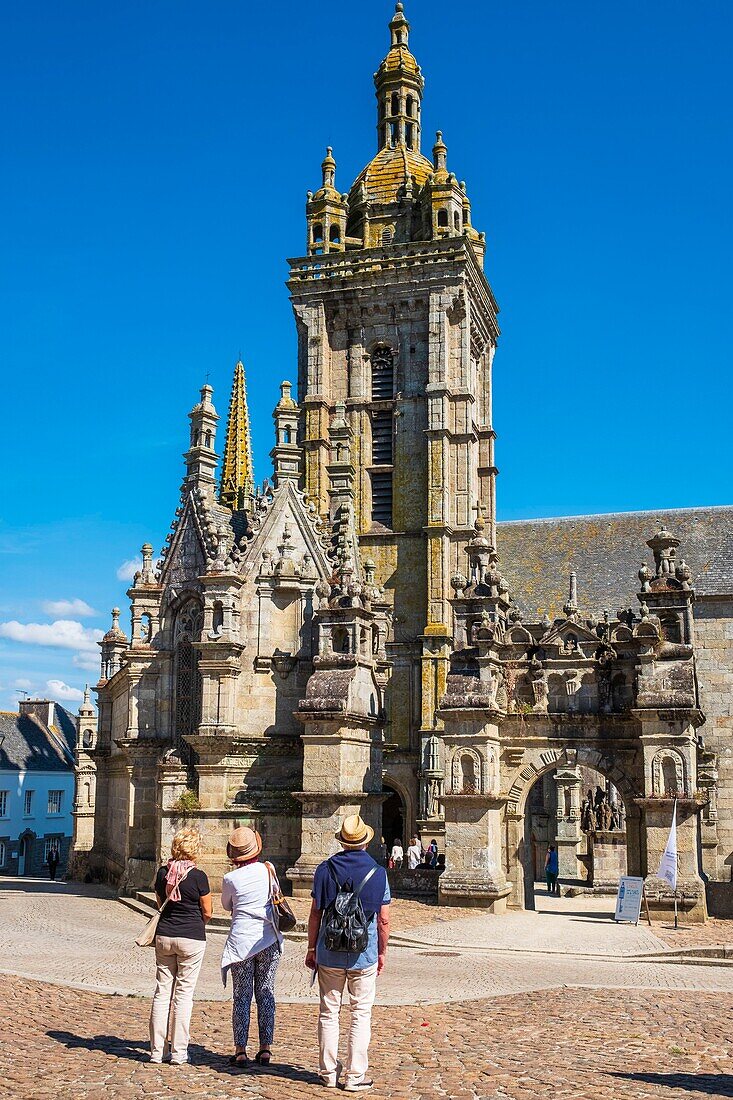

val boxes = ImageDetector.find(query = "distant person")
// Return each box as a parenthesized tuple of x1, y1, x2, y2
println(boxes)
(306, 814, 391, 1091)
(426, 839, 438, 868)
(377, 836, 388, 867)
(150, 828, 212, 1065)
(390, 839, 403, 869)
(47, 847, 60, 881)
(544, 845, 559, 896)
(406, 836, 422, 870)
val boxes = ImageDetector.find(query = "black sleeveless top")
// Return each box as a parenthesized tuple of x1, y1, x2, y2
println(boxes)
(154, 866, 210, 941)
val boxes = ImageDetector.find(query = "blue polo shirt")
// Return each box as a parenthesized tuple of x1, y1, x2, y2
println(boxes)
(312, 850, 391, 971)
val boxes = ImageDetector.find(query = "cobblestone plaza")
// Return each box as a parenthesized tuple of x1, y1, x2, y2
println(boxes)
(2, 878, 733, 1098)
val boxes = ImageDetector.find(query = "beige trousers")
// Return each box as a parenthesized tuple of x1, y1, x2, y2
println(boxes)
(317, 964, 378, 1086)
(149, 935, 207, 1063)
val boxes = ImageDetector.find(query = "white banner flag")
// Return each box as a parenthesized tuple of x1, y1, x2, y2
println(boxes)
(657, 800, 678, 890)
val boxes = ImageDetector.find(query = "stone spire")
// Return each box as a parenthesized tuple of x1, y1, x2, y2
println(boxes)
(219, 360, 254, 510)
(375, 3, 424, 153)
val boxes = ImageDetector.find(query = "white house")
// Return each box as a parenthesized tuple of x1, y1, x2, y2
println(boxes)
(0, 699, 76, 876)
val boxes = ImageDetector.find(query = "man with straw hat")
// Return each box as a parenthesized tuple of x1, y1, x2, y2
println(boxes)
(305, 814, 391, 1091)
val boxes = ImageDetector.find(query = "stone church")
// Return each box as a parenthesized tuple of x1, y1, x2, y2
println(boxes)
(73, 4, 733, 921)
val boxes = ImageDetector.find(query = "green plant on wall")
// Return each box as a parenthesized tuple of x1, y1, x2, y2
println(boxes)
(171, 789, 201, 814)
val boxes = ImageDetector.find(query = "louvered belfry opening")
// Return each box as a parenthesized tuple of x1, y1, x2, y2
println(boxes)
(369, 344, 395, 528)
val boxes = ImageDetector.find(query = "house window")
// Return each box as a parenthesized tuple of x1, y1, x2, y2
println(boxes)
(371, 345, 394, 399)
(371, 412, 393, 464)
(371, 471, 393, 528)
(44, 837, 61, 861)
(48, 790, 63, 815)
(0, 841, 6, 868)
(24, 790, 33, 816)
(0, 791, 8, 817)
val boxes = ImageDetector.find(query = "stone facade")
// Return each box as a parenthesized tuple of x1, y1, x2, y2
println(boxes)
(75, 5, 733, 922)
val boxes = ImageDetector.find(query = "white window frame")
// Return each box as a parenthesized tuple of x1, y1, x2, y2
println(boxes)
(0, 791, 8, 818)
(24, 789, 34, 816)
(0, 840, 6, 867)
(47, 790, 63, 815)
(44, 837, 61, 862)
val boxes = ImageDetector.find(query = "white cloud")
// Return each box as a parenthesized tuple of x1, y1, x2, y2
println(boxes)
(116, 557, 142, 582)
(12, 677, 33, 690)
(46, 679, 84, 702)
(0, 619, 104, 654)
(73, 653, 100, 671)
(42, 598, 98, 618)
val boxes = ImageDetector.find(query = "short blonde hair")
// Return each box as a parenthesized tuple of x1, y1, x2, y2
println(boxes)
(171, 828, 202, 862)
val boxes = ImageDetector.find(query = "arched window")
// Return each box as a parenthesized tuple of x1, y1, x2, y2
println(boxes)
(405, 122, 413, 149)
(437, 208, 449, 228)
(283, 426, 292, 444)
(313, 223, 324, 243)
(406, 95, 414, 117)
(329, 223, 340, 244)
(391, 92, 399, 116)
(174, 600, 203, 753)
(212, 601, 224, 636)
(381, 226, 393, 247)
(389, 122, 397, 147)
(453, 210, 461, 231)
(332, 627, 350, 654)
(662, 757, 679, 797)
(660, 614, 682, 643)
(205, 430, 212, 448)
(140, 613, 152, 643)
(461, 754, 477, 794)
(82, 729, 94, 749)
(379, 99, 386, 120)
(371, 345, 394, 399)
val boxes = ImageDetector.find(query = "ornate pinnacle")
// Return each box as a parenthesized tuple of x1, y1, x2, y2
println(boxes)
(219, 360, 254, 510)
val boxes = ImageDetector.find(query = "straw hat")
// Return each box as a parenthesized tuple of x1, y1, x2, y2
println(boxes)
(227, 826, 262, 863)
(335, 814, 374, 849)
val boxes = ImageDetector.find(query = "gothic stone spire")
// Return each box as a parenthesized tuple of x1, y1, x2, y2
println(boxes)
(219, 360, 254, 510)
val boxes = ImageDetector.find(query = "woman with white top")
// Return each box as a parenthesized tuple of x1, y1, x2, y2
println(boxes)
(220, 826, 283, 1069)
(390, 839, 404, 868)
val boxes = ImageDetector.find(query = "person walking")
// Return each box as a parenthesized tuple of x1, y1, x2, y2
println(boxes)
(149, 828, 212, 1065)
(306, 814, 391, 1092)
(47, 846, 59, 881)
(544, 844, 560, 896)
(389, 838, 403, 869)
(426, 839, 438, 868)
(406, 836, 422, 871)
(220, 826, 283, 1069)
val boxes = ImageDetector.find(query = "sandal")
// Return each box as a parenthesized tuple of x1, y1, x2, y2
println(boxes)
(255, 1049, 272, 1066)
(229, 1051, 249, 1067)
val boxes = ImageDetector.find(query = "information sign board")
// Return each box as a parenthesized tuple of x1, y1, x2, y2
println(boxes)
(614, 875, 644, 924)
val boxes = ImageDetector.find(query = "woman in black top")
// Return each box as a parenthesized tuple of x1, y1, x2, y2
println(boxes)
(149, 828, 212, 1065)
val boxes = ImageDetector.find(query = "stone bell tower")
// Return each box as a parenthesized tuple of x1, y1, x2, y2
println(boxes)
(288, 3, 500, 799)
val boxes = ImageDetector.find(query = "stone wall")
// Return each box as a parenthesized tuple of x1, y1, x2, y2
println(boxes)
(694, 597, 733, 881)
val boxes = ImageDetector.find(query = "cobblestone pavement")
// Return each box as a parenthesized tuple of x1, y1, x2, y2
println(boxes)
(3, 878, 733, 1007)
(2, 974, 733, 1100)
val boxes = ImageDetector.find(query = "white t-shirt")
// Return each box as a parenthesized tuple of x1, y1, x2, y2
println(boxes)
(407, 843, 422, 870)
(220, 861, 281, 984)
(391, 844, 403, 863)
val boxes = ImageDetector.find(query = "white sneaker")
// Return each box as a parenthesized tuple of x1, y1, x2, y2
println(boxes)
(343, 1079, 374, 1092)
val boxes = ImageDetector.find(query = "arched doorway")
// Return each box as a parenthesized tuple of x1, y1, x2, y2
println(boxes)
(18, 830, 35, 876)
(382, 785, 405, 853)
(506, 749, 640, 912)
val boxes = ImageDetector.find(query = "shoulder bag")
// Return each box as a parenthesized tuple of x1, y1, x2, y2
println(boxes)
(265, 861, 297, 934)
(134, 866, 193, 948)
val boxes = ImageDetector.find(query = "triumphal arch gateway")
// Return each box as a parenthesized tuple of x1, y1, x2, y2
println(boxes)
(73, 6, 733, 921)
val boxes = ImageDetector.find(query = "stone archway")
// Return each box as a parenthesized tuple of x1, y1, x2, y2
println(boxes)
(382, 778, 411, 853)
(503, 746, 642, 911)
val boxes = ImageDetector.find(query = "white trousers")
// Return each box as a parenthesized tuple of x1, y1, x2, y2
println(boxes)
(317, 964, 378, 1086)
(149, 935, 207, 1063)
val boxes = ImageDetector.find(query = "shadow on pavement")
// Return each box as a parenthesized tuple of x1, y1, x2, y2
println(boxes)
(611, 1072, 733, 1096)
(0, 878, 117, 900)
(47, 1031, 321, 1082)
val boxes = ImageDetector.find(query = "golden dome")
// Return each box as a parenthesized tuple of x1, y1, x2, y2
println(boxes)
(349, 143, 433, 206)
(378, 44, 421, 77)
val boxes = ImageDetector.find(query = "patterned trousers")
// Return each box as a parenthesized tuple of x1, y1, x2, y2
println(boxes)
(230, 942, 282, 1050)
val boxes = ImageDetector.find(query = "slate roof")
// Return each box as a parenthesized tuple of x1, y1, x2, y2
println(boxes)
(497, 506, 733, 620)
(0, 703, 76, 773)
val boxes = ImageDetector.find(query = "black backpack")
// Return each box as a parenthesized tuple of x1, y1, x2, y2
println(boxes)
(321, 860, 377, 954)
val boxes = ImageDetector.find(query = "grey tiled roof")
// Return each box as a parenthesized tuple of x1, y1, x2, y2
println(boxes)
(0, 704, 76, 773)
(497, 506, 733, 620)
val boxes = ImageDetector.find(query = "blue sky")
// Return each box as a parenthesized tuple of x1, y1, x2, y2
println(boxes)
(1, 1, 731, 710)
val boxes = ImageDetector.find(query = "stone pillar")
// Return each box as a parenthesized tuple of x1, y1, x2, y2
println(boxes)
(553, 766, 582, 880)
(637, 797, 707, 922)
